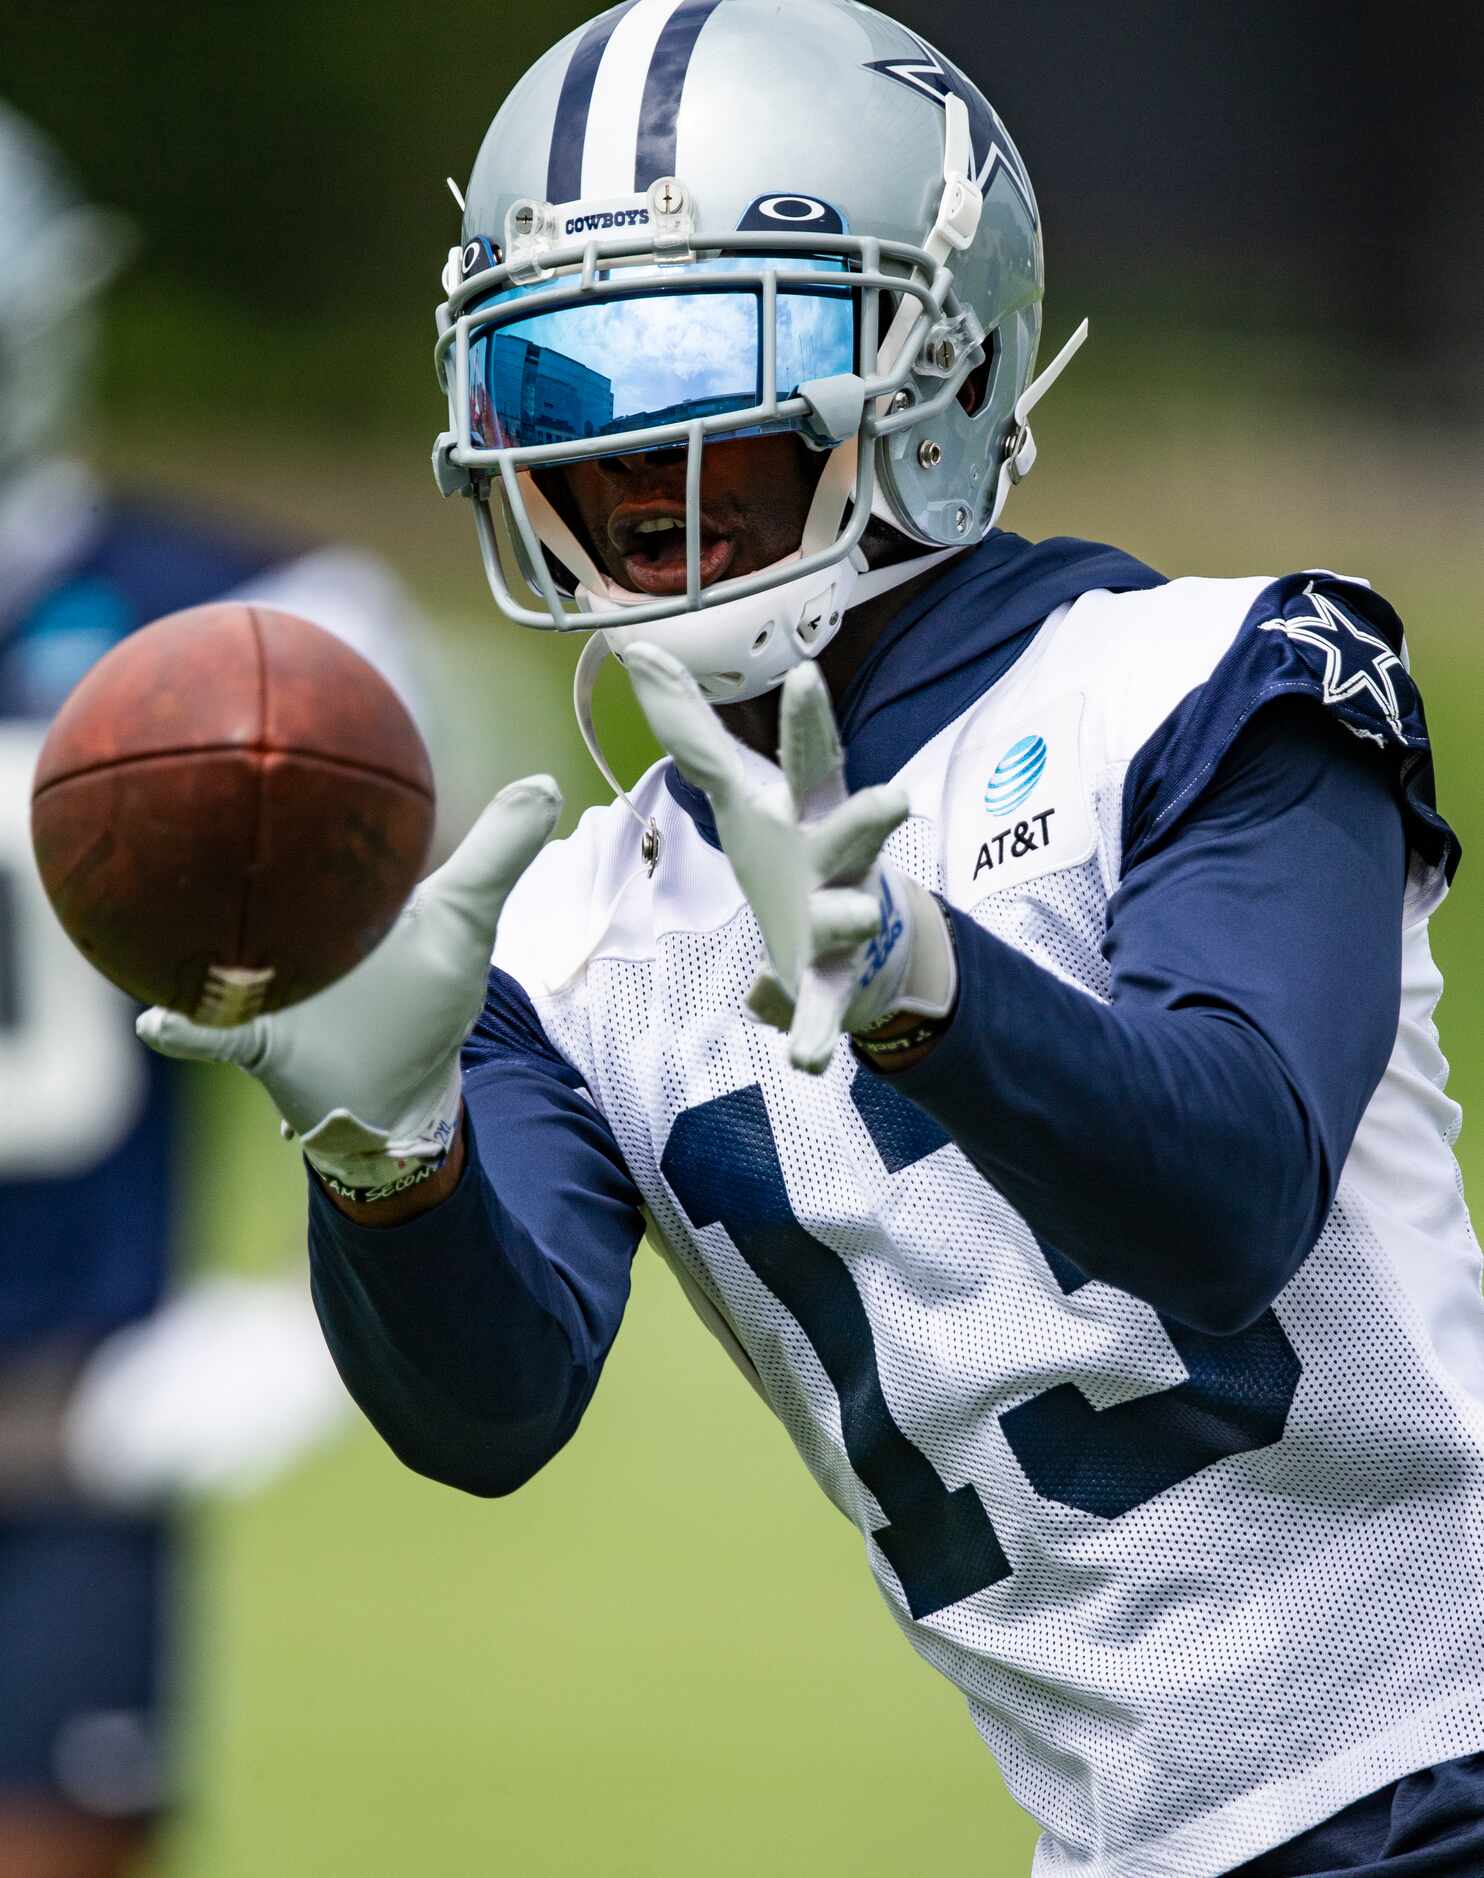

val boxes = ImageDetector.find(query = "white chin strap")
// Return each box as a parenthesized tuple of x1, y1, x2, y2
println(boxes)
(573, 542, 963, 851)
(588, 546, 862, 705)
(525, 428, 872, 707)
(591, 538, 961, 702)
(529, 428, 961, 711)
(987, 317, 1090, 529)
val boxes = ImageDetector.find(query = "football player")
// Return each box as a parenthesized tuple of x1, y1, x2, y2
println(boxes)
(0, 103, 432, 1878)
(143, 3, 1484, 1872)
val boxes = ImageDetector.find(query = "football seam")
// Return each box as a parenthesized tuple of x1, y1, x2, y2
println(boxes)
(30, 743, 437, 801)
(233, 608, 272, 968)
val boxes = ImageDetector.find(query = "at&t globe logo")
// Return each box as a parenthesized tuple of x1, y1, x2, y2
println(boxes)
(984, 734, 1047, 815)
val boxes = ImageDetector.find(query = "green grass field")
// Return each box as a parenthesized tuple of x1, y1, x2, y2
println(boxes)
(123, 371, 1484, 1877)
(157, 1148, 1044, 1877)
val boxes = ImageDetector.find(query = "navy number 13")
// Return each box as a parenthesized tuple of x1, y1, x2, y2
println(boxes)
(662, 1081, 1301, 1621)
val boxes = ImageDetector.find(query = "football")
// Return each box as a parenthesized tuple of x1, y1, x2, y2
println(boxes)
(30, 602, 435, 1024)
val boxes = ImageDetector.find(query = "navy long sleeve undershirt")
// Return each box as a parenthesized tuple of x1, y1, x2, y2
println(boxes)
(308, 992, 644, 1496)
(308, 694, 1405, 1494)
(890, 696, 1404, 1333)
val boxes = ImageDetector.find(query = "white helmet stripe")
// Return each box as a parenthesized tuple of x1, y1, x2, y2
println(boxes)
(579, 0, 726, 198)
(633, 0, 727, 188)
(581, 0, 689, 198)
(546, 3, 637, 203)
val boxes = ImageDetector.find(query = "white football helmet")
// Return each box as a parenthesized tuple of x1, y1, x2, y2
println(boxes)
(0, 103, 133, 483)
(433, 0, 1083, 705)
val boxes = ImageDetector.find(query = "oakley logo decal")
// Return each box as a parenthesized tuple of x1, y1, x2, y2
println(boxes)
(459, 236, 502, 277)
(737, 193, 847, 234)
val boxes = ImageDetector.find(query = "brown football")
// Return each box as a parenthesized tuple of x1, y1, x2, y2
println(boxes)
(30, 602, 435, 1024)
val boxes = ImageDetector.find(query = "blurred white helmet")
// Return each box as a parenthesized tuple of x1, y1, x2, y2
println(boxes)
(434, 0, 1085, 705)
(0, 103, 134, 482)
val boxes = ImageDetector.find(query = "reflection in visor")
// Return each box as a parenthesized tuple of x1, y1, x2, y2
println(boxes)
(467, 256, 856, 451)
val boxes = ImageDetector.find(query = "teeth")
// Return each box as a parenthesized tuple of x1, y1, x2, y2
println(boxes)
(634, 517, 683, 535)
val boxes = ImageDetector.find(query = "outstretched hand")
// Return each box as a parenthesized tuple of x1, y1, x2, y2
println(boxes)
(623, 646, 954, 1072)
(137, 776, 563, 1194)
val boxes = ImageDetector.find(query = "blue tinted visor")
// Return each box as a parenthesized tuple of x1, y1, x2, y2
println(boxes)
(466, 256, 856, 451)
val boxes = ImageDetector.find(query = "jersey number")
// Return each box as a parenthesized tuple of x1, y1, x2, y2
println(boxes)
(662, 1078, 1301, 1620)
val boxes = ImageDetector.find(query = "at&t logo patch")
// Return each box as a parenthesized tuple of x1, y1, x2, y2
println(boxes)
(984, 733, 1047, 814)
(973, 808, 1056, 880)
(944, 691, 1094, 904)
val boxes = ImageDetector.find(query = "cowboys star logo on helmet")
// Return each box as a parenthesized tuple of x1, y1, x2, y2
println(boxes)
(863, 31, 1038, 216)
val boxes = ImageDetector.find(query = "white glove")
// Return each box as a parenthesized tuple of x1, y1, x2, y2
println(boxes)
(623, 646, 955, 1073)
(137, 776, 562, 1195)
(64, 1275, 350, 1508)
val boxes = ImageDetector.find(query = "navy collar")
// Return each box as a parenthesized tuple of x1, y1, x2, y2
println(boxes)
(665, 531, 1167, 848)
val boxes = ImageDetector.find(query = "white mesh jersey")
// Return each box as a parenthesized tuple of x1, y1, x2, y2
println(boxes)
(494, 574, 1484, 1876)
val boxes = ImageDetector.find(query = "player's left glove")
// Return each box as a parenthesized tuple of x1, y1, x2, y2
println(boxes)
(623, 644, 956, 1073)
(136, 776, 561, 1196)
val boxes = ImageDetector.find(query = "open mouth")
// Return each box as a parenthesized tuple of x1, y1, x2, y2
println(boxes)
(609, 504, 737, 596)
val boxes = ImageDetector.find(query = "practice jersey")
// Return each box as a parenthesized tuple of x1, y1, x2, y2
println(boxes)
(0, 461, 421, 1352)
(492, 555, 1484, 1875)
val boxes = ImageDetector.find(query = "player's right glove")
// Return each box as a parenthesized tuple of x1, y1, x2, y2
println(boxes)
(136, 776, 562, 1201)
(623, 647, 955, 1073)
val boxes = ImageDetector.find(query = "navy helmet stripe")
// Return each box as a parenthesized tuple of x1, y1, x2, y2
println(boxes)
(633, 0, 726, 190)
(546, 4, 637, 203)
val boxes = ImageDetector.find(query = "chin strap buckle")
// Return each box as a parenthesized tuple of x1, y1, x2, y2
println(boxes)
(874, 96, 983, 386)
(992, 317, 1091, 515)
(926, 95, 983, 264)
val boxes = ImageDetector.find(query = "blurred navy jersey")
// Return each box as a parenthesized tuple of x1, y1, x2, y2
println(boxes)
(0, 491, 278, 1353)
(0, 1510, 173, 1815)
(0, 468, 419, 1354)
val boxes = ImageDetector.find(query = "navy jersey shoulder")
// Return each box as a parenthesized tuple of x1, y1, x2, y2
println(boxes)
(665, 531, 1168, 844)
(0, 497, 298, 1353)
(0, 497, 291, 719)
(836, 530, 1166, 789)
(1122, 572, 1458, 887)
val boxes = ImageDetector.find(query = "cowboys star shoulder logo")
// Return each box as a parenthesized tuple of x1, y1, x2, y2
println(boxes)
(943, 691, 1095, 905)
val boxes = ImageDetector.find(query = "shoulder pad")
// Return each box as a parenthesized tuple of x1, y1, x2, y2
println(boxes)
(1121, 570, 1456, 921)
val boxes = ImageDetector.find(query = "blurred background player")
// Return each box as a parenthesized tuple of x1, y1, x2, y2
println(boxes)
(0, 102, 436, 1878)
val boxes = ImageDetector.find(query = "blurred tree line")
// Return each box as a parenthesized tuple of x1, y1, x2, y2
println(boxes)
(3, 0, 1481, 441)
